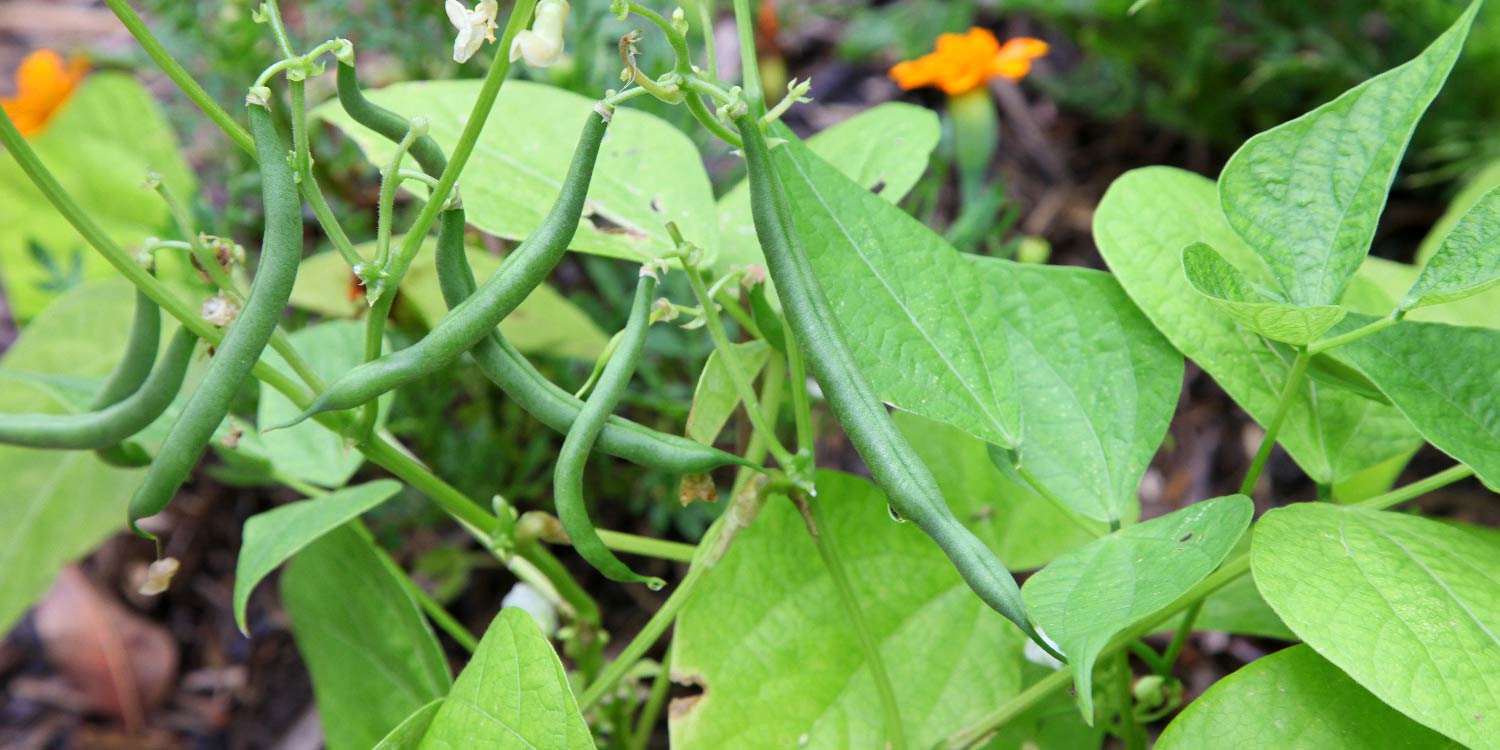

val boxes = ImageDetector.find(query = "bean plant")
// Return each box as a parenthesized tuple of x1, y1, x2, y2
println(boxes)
(2, 0, 1498, 748)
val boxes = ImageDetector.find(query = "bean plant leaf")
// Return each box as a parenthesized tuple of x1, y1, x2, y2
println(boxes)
(258, 320, 389, 488)
(1095, 167, 1421, 483)
(1332, 316, 1500, 490)
(1022, 495, 1253, 718)
(1155, 573, 1295, 641)
(776, 135, 1181, 523)
(686, 340, 771, 445)
(373, 701, 444, 750)
(1252, 504, 1500, 750)
(315, 80, 717, 264)
(1402, 185, 1500, 311)
(232, 479, 402, 633)
(417, 608, 593, 750)
(1347, 256, 1500, 329)
(1181, 242, 1345, 345)
(1157, 645, 1464, 749)
(717, 102, 941, 272)
(672, 471, 1031, 749)
(1216, 0, 1479, 307)
(0, 281, 150, 634)
(289, 244, 608, 361)
(0, 74, 195, 321)
(894, 411, 1105, 569)
(282, 525, 452, 750)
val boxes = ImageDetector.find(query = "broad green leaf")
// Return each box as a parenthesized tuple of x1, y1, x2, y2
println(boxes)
(894, 411, 1105, 570)
(232, 479, 403, 632)
(1096, 167, 1421, 483)
(1332, 446, 1416, 503)
(289, 244, 608, 361)
(315, 80, 716, 264)
(1252, 504, 1500, 750)
(373, 701, 443, 750)
(1418, 160, 1500, 266)
(778, 137, 1181, 523)
(1348, 256, 1499, 328)
(1217, 1, 1479, 307)
(0, 281, 145, 633)
(417, 608, 592, 750)
(1333, 317, 1500, 490)
(1022, 495, 1253, 718)
(1403, 185, 1500, 310)
(1182, 242, 1345, 345)
(686, 340, 771, 445)
(0, 74, 195, 320)
(1157, 645, 1463, 749)
(717, 102, 941, 271)
(672, 471, 1030, 749)
(1156, 573, 1294, 641)
(258, 321, 389, 488)
(282, 525, 451, 750)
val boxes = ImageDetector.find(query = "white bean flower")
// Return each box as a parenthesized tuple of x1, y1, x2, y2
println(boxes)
(445, 0, 499, 64)
(510, 0, 570, 68)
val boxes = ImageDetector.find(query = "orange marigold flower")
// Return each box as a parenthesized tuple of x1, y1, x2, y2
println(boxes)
(889, 29, 1048, 96)
(2, 49, 89, 138)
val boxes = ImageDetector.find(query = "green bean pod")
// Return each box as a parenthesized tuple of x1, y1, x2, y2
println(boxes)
(335, 61, 448, 179)
(278, 110, 612, 429)
(127, 103, 303, 534)
(0, 327, 197, 450)
(431, 210, 748, 474)
(90, 288, 163, 409)
(554, 270, 665, 589)
(734, 116, 1053, 653)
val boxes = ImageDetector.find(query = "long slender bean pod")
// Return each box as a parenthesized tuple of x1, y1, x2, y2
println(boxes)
(734, 116, 1056, 655)
(432, 210, 748, 474)
(0, 328, 197, 450)
(335, 61, 449, 179)
(278, 110, 612, 429)
(127, 103, 303, 534)
(554, 270, 665, 589)
(90, 289, 162, 409)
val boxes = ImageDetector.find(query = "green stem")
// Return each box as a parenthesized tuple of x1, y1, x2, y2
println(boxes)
(697, 0, 718, 80)
(596, 530, 697, 563)
(1161, 599, 1202, 670)
(628, 643, 673, 750)
(730, 0, 763, 113)
(103, 0, 255, 154)
(627, 1, 692, 68)
(1112, 653, 1146, 750)
(259, 0, 298, 57)
(783, 326, 815, 458)
(1308, 315, 1401, 355)
(684, 266, 796, 468)
(1356, 464, 1473, 510)
(807, 495, 907, 750)
(1126, 640, 1169, 675)
(1239, 349, 1312, 496)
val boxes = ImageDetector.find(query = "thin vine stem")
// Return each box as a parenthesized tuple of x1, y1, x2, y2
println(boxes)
(627, 643, 673, 750)
(731, 0, 763, 113)
(1308, 315, 1401, 355)
(1239, 349, 1311, 496)
(807, 494, 907, 750)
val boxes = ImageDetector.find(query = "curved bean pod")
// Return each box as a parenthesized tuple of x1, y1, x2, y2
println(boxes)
(431, 210, 749, 474)
(278, 110, 611, 429)
(335, 61, 449, 179)
(734, 115, 1054, 654)
(0, 327, 197, 450)
(128, 103, 303, 533)
(554, 270, 665, 589)
(90, 288, 163, 409)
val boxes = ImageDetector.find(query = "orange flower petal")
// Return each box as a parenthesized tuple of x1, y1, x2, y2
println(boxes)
(888, 28, 1047, 94)
(2, 49, 88, 138)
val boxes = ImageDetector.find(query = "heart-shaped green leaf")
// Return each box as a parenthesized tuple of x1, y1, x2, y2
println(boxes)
(776, 136, 1181, 523)
(1096, 166, 1421, 484)
(316, 80, 717, 264)
(686, 340, 771, 445)
(1022, 495, 1253, 718)
(1217, 0, 1479, 307)
(1333, 316, 1500, 490)
(372, 701, 443, 750)
(672, 471, 1032, 749)
(232, 479, 402, 633)
(1253, 503, 1500, 750)
(1182, 242, 1345, 345)
(1158, 645, 1464, 749)
(417, 608, 593, 750)
(282, 525, 451, 750)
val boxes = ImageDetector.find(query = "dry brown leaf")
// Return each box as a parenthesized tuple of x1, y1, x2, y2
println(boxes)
(33, 566, 178, 731)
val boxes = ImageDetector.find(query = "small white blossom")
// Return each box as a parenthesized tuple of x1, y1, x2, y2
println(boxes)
(138, 557, 180, 596)
(445, 0, 499, 64)
(501, 583, 559, 636)
(510, 0, 569, 68)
